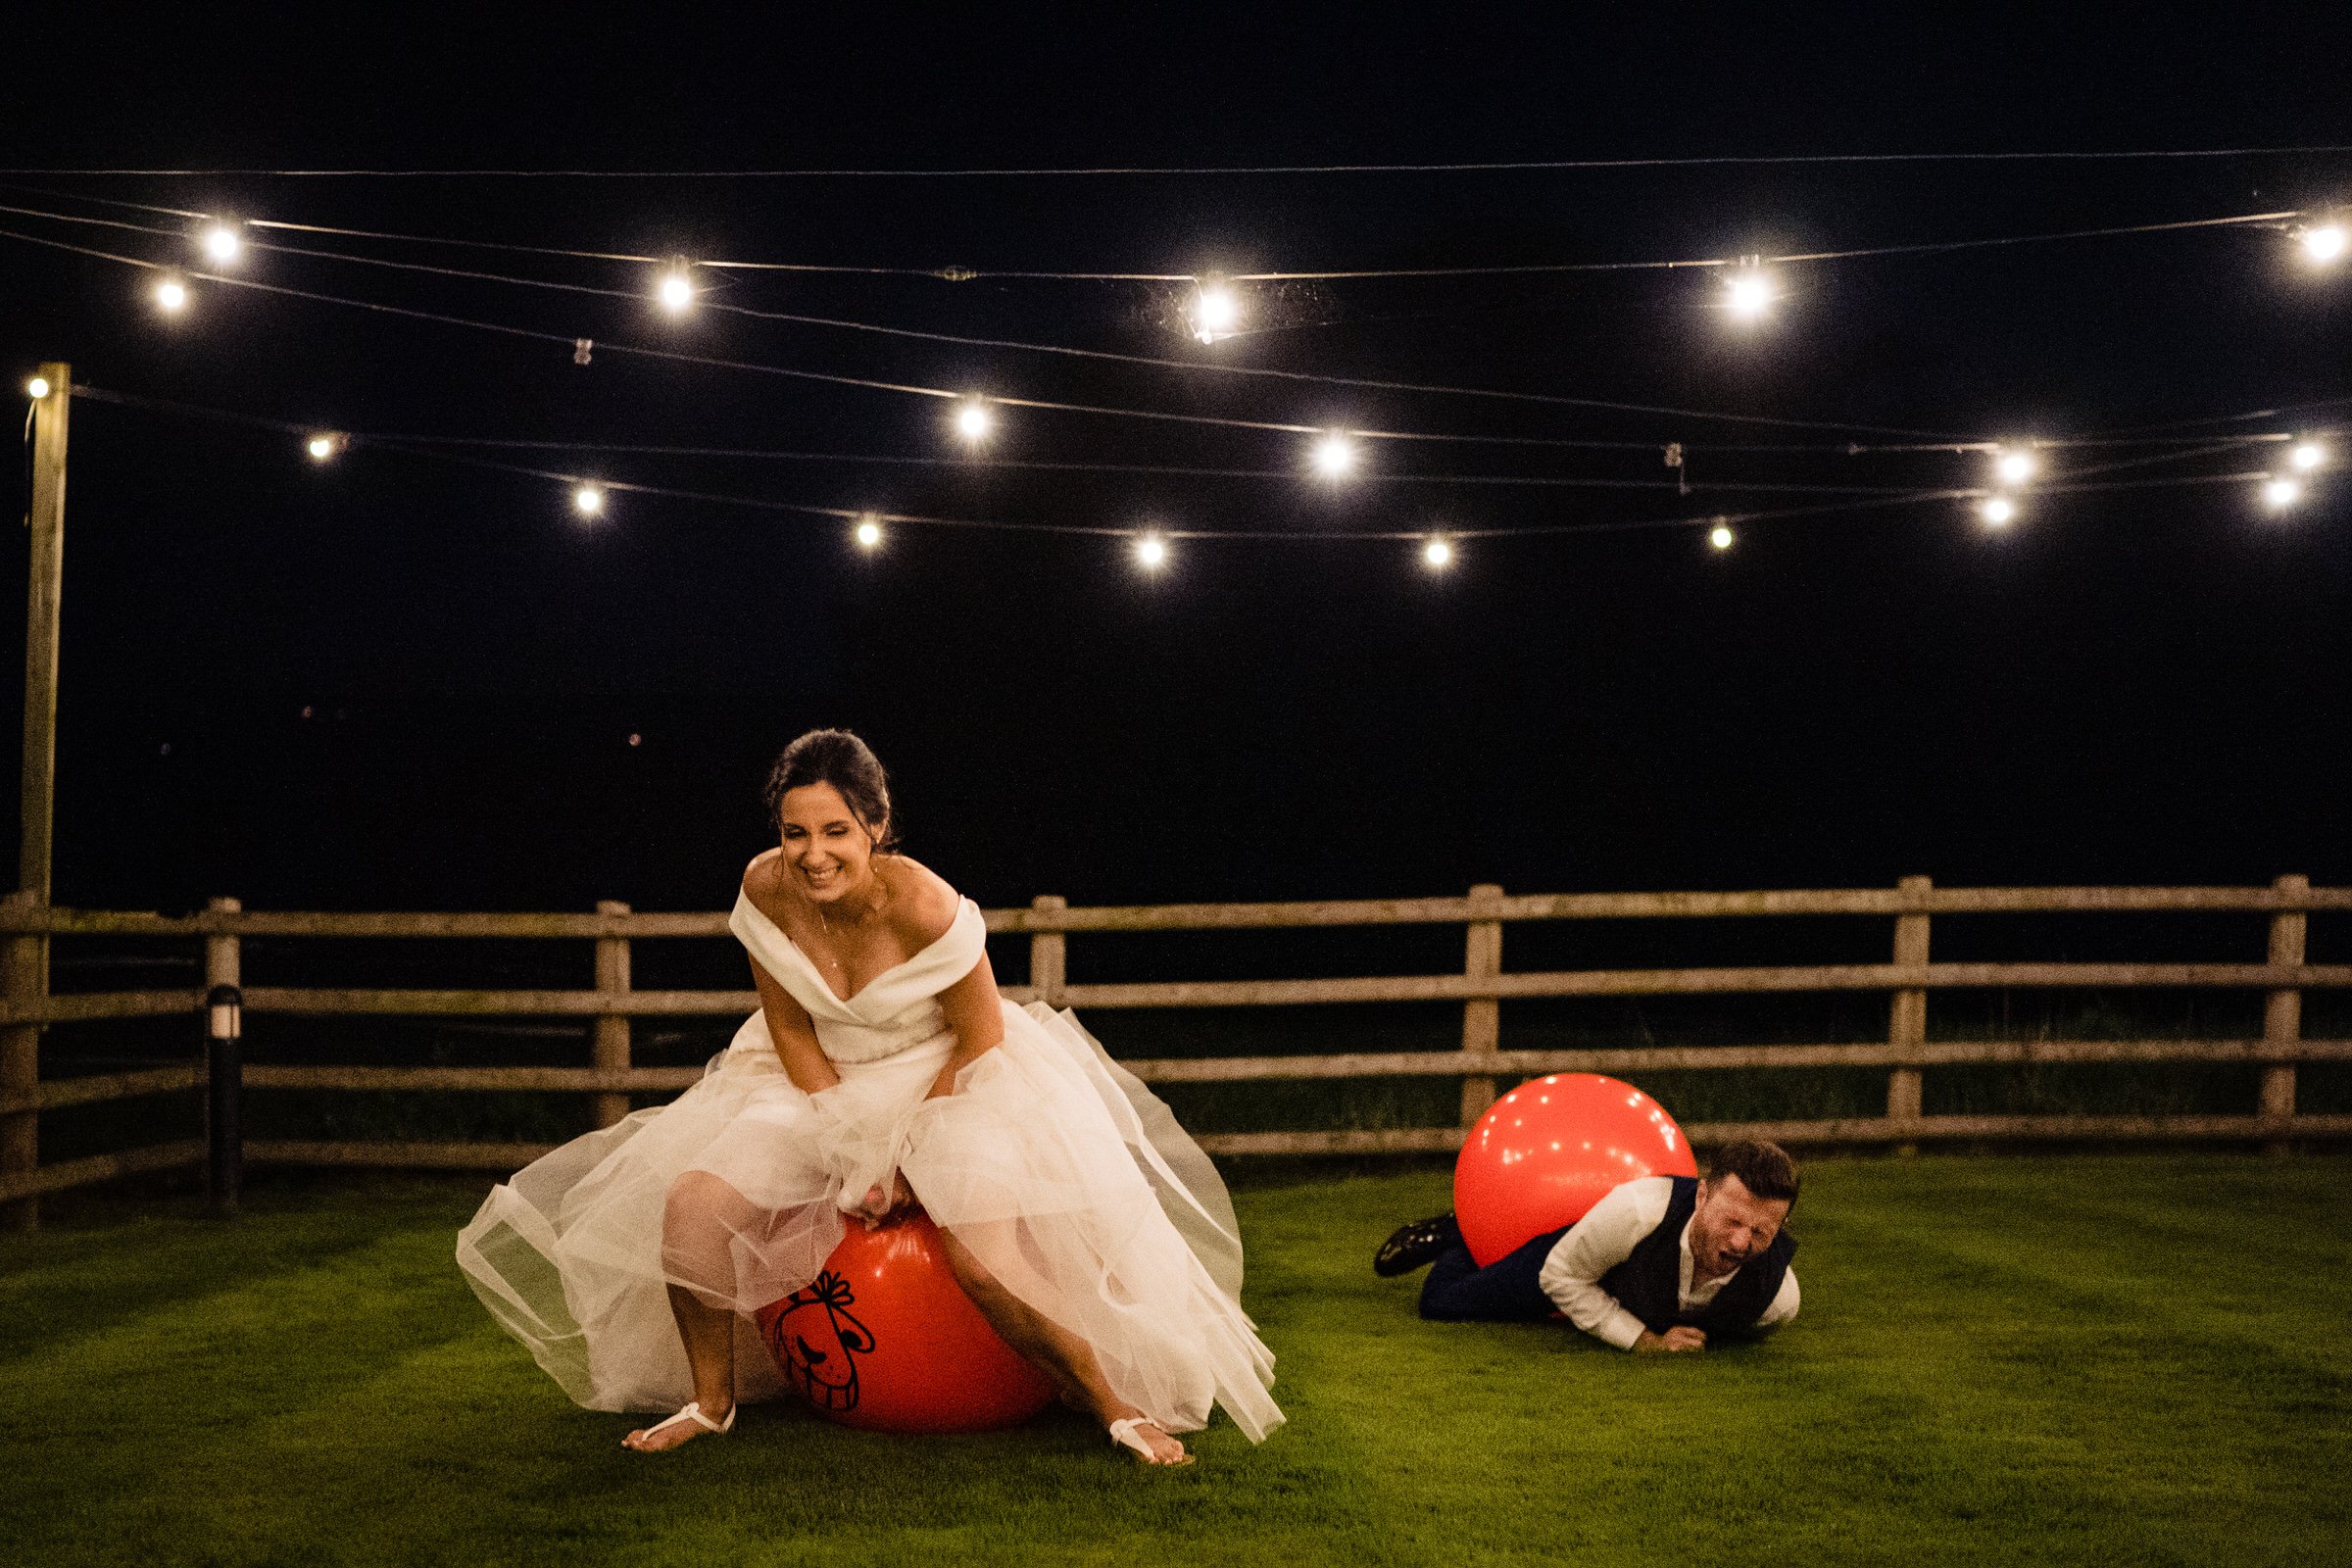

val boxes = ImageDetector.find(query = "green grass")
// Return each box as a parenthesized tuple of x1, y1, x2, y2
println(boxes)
(3, 1155, 2348, 1566)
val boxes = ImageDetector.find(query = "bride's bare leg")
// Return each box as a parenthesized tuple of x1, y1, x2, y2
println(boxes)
(624, 1171, 753, 1451)
(938, 1228, 1189, 1466)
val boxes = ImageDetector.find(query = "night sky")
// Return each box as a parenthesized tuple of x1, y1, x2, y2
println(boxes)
(3, 7, 2347, 919)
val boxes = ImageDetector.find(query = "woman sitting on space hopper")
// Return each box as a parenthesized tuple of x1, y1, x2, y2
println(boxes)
(459, 729, 1281, 1467)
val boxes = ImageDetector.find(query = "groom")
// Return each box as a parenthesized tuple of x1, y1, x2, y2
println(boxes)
(1374, 1139, 1801, 1351)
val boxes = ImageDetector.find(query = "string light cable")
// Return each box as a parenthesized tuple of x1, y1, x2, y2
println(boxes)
(9, 144, 2352, 176)
(4, 205, 2328, 460)
(0, 183, 2314, 284)
(63, 381, 2320, 551)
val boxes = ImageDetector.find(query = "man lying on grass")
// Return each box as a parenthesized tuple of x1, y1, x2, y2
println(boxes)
(1374, 1139, 1801, 1352)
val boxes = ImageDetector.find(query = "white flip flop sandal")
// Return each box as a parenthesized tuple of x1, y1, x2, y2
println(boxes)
(1107, 1415, 1195, 1469)
(624, 1400, 736, 1450)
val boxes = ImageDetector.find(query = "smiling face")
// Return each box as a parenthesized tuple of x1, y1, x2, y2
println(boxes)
(778, 781, 885, 906)
(1689, 1173, 1791, 1278)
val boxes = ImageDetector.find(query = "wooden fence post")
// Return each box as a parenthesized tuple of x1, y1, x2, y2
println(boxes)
(204, 896, 242, 995)
(204, 899, 243, 1209)
(1886, 875, 1933, 1147)
(1030, 896, 1066, 1008)
(2261, 874, 2307, 1154)
(592, 901, 631, 1129)
(1, 889, 42, 1231)
(1458, 884, 1505, 1128)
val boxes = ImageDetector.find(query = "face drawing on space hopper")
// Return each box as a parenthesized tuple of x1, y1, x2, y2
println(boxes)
(765, 1271, 874, 1412)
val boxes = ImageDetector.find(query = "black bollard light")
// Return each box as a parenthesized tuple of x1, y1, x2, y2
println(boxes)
(206, 983, 243, 1215)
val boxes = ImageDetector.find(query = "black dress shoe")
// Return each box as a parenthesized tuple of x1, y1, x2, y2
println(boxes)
(1373, 1212, 1462, 1276)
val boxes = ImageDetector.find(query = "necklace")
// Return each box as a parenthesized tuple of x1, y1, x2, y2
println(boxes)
(812, 872, 884, 961)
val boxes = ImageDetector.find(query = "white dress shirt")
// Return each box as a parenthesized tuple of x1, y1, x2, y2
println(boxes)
(1533, 1175, 1800, 1349)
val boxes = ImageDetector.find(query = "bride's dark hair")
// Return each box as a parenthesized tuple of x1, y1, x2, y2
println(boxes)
(761, 729, 901, 853)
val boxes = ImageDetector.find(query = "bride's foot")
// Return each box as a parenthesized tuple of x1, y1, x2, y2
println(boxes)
(1107, 1413, 1192, 1468)
(622, 1398, 735, 1452)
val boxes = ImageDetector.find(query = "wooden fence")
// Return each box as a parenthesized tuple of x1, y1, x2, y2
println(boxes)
(3, 877, 2349, 1224)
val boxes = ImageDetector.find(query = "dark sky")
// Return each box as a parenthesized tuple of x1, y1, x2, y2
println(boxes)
(2, 5, 2347, 916)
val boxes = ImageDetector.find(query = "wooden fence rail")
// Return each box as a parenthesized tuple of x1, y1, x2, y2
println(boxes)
(2, 877, 2346, 1220)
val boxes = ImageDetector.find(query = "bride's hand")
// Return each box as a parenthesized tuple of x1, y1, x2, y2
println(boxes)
(858, 1172, 919, 1226)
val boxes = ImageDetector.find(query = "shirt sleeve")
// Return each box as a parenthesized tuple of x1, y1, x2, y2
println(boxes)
(1535, 1178, 1666, 1351)
(1755, 1265, 1800, 1332)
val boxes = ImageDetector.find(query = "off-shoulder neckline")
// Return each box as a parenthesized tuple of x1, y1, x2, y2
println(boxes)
(734, 888, 974, 1006)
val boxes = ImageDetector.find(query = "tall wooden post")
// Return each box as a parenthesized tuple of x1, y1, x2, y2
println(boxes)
(5, 367, 67, 1232)
(21, 364, 67, 905)
(1, 890, 41, 1231)
(592, 901, 632, 1129)
(1458, 884, 1504, 1128)
(1029, 896, 1067, 1008)
(2260, 874, 2307, 1154)
(1886, 875, 1933, 1147)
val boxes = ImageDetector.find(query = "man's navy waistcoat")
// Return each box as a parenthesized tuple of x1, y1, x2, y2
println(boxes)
(1596, 1175, 1795, 1342)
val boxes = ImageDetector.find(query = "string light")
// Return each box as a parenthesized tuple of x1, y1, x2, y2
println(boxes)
(200, 221, 242, 265)
(2299, 222, 2347, 266)
(1134, 531, 1168, 569)
(305, 432, 344, 462)
(24, 376, 49, 400)
(854, 514, 884, 549)
(153, 273, 189, 314)
(1993, 447, 2038, 484)
(1310, 431, 1357, 478)
(1190, 279, 1240, 343)
(657, 261, 695, 314)
(2288, 440, 2328, 470)
(2262, 475, 2304, 511)
(1981, 495, 2018, 526)
(954, 398, 995, 443)
(1422, 536, 1454, 569)
(572, 484, 606, 516)
(28, 210, 2337, 468)
(1708, 522, 1735, 549)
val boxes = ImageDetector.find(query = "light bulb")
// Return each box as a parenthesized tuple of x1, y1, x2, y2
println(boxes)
(954, 399, 994, 443)
(24, 376, 49, 400)
(1135, 533, 1168, 569)
(1192, 281, 1239, 342)
(1981, 496, 2017, 526)
(657, 268, 694, 313)
(306, 433, 341, 462)
(153, 274, 189, 313)
(1310, 431, 1356, 478)
(1708, 523, 1735, 550)
(2301, 223, 2347, 265)
(1723, 270, 1776, 320)
(1422, 537, 1453, 568)
(202, 223, 241, 264)
(1994, 448, 2037, 484)
(573, 485, 605, 516)
(854, 515, 884, 549)
(2263, 476, 2304, 511)
(2288, 440, 2327, 471)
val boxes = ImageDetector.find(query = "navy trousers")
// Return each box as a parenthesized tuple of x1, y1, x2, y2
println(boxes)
(1416, 1224, 1573, 1322)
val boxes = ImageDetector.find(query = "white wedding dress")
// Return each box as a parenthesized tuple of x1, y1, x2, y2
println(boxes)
(456, 889, 1282, 1442)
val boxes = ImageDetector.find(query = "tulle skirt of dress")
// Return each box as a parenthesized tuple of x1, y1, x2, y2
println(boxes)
(456, 1000, 1282, 1442)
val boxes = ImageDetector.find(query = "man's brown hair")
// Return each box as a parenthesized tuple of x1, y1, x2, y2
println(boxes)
(1706, 1139, 1799, 1207)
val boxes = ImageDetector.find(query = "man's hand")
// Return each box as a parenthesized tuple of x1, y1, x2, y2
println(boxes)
(1633, 1326, 1707, 1353)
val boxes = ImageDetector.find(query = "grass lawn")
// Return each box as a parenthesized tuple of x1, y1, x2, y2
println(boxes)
(3, 1153, 2347, 1566)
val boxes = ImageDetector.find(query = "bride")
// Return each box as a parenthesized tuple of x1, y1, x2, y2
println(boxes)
(457, 729, 1281, 1466)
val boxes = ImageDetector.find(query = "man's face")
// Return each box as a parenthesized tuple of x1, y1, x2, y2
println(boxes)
(1689, 1174, 1791, 1277)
